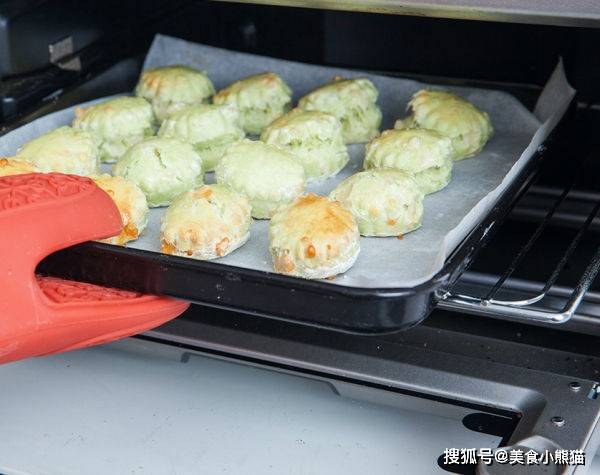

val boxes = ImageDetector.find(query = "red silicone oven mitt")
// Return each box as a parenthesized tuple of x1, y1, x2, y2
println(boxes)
(0, 173, 189, 364)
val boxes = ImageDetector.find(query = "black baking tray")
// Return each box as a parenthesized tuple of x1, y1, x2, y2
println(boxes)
(36, 106, 568, 333)
(0, 53, 566, 334)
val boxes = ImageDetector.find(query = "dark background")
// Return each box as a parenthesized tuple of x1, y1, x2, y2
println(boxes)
(2, 0, 600, 102)
(153, 2, 600, 103)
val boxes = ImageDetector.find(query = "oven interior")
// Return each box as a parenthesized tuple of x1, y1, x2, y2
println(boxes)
(5, 0, 599, 335)
(2, 1, 600, 472)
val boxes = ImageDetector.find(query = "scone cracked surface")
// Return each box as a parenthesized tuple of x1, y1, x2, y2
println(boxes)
(16, 126, 100, 176)
(364, 128, 454, 194)
(298, 77, 382, 144)
(269, 193, 360, 279)
(395, 89, 493, 160)
(73, 96, 155, 163)
(261, 108, 349, 182)
(215, 140, 305, 219)
(0, 157, 39, 177)
(330, 169, 424, 237)
(113, 137, 203, 208)
(213, 72, 292, 135)
(158, 104, 244, 171)
(92, 174, 149, 245)
(135, 65, 215, 122)
(160, 184, 252, 260)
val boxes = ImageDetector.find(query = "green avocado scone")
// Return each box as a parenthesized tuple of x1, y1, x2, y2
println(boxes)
(298, 77, 382, 144)
(113, 137, 203, 207)
(160, 184, 252, 260)
(213, 72, 292, 135)
(92, 174, 149, 245)
(260, 108, 349, 182)
(16, 126, 100, 176)
(215, 140, 305, 219)
(158, 104, 244, 171)
(364, 128, 453, 194)
(135, 65, 215, 122)
(395, 89, 493, 160)
(73, 97, 155, 163)
(0, 157, 39, 177)
(269, 193, 360, 279)
(330, 169, 423, 237)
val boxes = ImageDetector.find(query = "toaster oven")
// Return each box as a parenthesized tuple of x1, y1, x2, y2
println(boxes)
(1, 1, 600, 474)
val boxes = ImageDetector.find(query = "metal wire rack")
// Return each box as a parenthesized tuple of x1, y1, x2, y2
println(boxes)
(439, 105, 600, 324)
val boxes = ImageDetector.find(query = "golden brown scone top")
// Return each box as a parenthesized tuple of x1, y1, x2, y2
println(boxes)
(288, 193, 356, 239)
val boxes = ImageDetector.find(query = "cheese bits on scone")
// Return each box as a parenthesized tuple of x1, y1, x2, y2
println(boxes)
(158, 103, 244, 171)
(330, 169, 424, 237)
(215, 140, 305, 219)
(261, 108, 349, 182)
(135, 65, 215, 122)
(160, 184, 252, 260)
(16, 126, 100, 176)
(0, 157, 39, 177)
(73, 96, 155, 163)
(92, 174, 149, 245)
(364, 128, 453, 194)
(269, 193, 360, 279)
(298, 77, 382, 144)
(213, 72, 292, 135)
(113, 137, 203, 208)
(395, 89, 493, 160)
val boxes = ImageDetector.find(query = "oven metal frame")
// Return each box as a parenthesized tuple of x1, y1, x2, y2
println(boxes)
(212, 0, 600, 28)
(143, 311, 600, 474)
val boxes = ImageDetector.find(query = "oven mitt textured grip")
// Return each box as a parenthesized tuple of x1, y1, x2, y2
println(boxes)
(0, 173, 189, 364)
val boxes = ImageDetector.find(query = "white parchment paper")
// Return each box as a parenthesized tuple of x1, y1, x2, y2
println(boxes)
(0, 35, 574, 288)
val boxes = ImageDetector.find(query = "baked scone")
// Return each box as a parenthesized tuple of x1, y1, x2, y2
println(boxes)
(395, 89, 493, 160)
(113, 137, 203, 207)
(260, 108, 349, 182)
(92, 174, 149, 245)
(215, 140, 305, 219)
(330, 169, 424, 237)
(364, 128, 453, 194)
(298, 77, 382, 144)
(73, 96, 155, 163)
(160, 184, 252, 260)
(158, 104, 244, 171)
(213, 72, 292, 135)
(135, 65, 215, 122)
(0, 157, 39, 177)
(15, 126, 100, 176)
(269, 193, 360, 279)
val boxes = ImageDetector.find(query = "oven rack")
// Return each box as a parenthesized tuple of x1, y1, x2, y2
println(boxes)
(439, 111, 600, 324)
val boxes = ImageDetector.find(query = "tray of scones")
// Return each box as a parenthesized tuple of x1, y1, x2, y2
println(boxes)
(0, 35, 575, 332)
